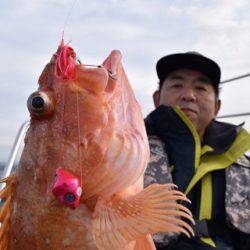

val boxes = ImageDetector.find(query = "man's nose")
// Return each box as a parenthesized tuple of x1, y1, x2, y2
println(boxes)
(180, 88, 196, 102)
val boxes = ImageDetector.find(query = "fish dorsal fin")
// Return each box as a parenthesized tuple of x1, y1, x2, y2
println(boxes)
(92, 183, 194, 250)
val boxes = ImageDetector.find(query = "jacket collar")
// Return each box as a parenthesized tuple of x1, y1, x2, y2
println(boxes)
(145, 105, 243, 155)
(203, 119, 243, 154)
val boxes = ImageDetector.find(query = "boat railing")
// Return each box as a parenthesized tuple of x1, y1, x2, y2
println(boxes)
(0, 121, 29, 190)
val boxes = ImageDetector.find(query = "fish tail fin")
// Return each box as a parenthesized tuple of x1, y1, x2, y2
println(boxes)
(93, 183, 194, 250)
(0, 175, 16, 249)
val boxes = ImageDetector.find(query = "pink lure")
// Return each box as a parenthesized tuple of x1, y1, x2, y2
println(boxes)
(52, 167, 82, 208)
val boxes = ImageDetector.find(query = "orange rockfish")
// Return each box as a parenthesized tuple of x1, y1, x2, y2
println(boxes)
(0, 40, 194, 249)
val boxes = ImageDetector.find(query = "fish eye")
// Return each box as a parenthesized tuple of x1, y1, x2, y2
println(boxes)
(31, 96, 44, 109)
(27, 91, 55, 118)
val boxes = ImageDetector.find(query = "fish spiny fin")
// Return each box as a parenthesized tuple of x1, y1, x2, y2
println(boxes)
(93, 183, 194, 250)
(0, 176, 16, 249)
(0, 176, 15, 184)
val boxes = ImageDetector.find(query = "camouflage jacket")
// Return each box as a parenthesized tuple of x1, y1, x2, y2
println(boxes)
(144, 135, 250, 245)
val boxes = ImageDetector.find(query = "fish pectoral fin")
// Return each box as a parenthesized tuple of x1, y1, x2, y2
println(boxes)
(0, 175, 16, 249)
(92, 183, 194, 250)
(134, 234, 156, 250)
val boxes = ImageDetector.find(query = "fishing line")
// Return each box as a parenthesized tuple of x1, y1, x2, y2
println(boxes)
(59, 84, 66, 168)
(76, 89, 83, 187)
(45, 0, 78, 206)
(62, 0, 79, 35)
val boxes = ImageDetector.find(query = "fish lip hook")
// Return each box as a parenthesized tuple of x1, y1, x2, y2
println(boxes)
(108, 71, 117, 80)
(77, 57, 82, 64)
(97, 65, 117, 80)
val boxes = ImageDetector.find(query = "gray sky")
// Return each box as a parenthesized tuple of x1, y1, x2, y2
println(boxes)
(1, 0, 250, 163)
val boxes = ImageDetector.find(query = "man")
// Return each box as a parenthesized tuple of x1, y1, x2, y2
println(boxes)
(144, 52, 250, 250)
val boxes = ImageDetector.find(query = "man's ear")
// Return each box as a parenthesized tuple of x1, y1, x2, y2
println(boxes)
(153, 90, 160, 108)
(215, 99, 221, 117)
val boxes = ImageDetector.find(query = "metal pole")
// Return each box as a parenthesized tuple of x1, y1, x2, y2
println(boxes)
(220, 73, 250, 84)
(218, 74, 250, 119)
(218, 112, 250, 119)
(1, 121, 29, 188)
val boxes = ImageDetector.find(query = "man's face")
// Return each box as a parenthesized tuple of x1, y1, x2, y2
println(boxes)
(153, 68, 221, 138)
